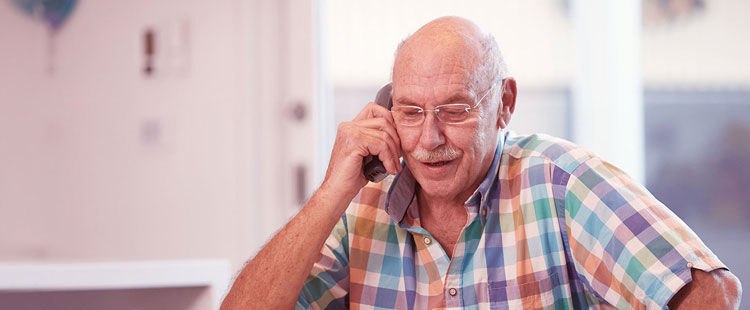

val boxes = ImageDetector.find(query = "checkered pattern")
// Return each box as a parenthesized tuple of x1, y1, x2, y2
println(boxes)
(296, 132, 726, 309)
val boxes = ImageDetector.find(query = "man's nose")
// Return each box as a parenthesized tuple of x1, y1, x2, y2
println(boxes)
(418, 112, 445, 150)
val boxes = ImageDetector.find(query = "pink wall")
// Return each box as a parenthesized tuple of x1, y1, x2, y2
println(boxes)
(0, 0, 260, 268)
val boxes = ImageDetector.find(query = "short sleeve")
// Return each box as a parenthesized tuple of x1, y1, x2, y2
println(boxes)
(296, 215, 351, 310)
(563, 157, 726, 309)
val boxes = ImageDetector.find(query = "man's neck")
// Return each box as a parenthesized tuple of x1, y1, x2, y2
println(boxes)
(416, 186, 468, 259)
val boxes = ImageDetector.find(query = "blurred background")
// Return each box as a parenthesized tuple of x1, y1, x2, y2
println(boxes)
(0, 0, 748, 309)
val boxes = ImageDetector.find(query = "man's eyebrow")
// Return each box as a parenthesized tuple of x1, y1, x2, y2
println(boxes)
(393, 92, 474, 107)
(440, 93, 474, 105)
(393, 97, 419, 106)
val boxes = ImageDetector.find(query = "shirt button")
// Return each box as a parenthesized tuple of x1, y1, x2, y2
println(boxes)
(686, 262, 693, 268)
(448, 288, 457, 296)
(423, 236, 432, 245)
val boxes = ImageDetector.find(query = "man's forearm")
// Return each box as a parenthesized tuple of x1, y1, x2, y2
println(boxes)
(668, 268, 742, 309)
(220, 187, 352, 309)
(221, 94, 399, 309)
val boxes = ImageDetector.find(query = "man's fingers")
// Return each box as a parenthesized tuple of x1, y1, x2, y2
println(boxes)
(354, 102, 397, 127)
(365, 136, 400, 174)
(360, 128, 401, 175)
(354, 117, 401, 157)
(352, 102, 402, 164)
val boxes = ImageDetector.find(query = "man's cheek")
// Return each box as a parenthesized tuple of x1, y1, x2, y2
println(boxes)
(397, 134, 418, 154)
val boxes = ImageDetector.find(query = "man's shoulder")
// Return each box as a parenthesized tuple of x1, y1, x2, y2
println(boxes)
(502, 132, 596, 174)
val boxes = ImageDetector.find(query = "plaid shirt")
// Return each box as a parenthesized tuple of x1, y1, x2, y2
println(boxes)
(297, 132, 725, 309)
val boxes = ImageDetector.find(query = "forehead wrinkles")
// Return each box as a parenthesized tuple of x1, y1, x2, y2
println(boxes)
(396, 52, 480, 96)
(394, 75, 469, 104)
(395, 37, 484, 95)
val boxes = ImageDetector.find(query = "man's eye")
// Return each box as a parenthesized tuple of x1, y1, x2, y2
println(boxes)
(440, 107, 466, 116)
(400, 109, 422, 117)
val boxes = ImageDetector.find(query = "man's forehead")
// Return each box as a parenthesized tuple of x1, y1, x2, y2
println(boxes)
(393, 68, 473, 86)
(393, 37, 483, 94)
(391, 57, 480, 105)
(395, 40, 479, 73)
(392, 53, 479, 99)
(392, 47, 477, 87)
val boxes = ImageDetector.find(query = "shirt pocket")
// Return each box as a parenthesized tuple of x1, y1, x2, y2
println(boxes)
(488, 272, 561, 309)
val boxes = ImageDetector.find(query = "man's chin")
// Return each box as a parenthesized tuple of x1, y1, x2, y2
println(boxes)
(406, 157, 462, 198)
(414, 178, 458, 199)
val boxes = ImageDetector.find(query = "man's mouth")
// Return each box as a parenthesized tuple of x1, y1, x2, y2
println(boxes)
(424, 160, 452, 167)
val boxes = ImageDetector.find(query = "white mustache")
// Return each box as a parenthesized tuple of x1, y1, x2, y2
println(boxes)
(410, 145, 461, 162)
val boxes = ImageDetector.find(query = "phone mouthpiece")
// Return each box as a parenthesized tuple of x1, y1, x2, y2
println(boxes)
(363, 155, 388, 182)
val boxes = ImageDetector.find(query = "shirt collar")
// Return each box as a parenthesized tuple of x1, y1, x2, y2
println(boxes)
(385, 132, 505, 224)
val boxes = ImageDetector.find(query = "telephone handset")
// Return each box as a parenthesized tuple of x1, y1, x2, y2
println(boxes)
(362, 83, 394, 182)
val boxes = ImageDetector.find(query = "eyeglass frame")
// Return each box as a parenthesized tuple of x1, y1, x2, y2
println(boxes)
(390, 85, 496, 126)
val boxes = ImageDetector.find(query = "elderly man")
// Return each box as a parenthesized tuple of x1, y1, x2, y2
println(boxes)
(222, 17, 741, 309)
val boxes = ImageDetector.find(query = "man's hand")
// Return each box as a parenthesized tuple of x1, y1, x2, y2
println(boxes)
(321, 101, 402, 204)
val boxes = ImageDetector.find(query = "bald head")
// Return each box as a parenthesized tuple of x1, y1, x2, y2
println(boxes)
(393, 16, 508, 95)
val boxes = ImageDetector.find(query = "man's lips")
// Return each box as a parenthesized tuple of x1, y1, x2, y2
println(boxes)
(421, 159, 456, 168)
(423, 160, 451, 167)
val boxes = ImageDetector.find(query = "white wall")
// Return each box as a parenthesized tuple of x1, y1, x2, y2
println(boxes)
(0, 0, 278, 274)
(325, 0, 575, 89)
(325, 0, 750, 89)
(642, 0, 750, 87)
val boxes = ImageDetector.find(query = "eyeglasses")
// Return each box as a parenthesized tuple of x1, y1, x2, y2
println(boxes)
(391, 86, 495, 126)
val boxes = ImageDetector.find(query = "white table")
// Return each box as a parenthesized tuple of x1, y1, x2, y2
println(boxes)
(0, 260, 231, 309)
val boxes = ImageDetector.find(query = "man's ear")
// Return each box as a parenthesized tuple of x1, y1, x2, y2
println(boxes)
(496, 78, 517, 129)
